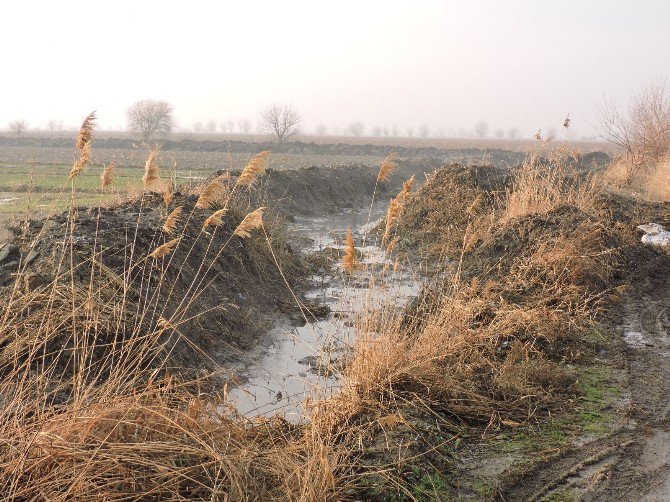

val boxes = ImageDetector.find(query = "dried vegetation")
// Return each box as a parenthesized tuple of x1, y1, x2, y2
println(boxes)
(0, 116, 634, 499)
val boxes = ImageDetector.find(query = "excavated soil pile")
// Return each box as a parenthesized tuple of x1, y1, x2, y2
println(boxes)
(393, 163, 510, 257)
(0, 193, 305, 376)
(213, 159, 439, 217)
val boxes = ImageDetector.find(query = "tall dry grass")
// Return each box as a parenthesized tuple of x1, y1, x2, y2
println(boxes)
(0, 125, 347, 500)
(0, 130, 623, 500)
(503, 153, 601, 221)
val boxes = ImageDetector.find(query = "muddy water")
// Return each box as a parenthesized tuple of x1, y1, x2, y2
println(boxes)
(226, 208, 422, 421)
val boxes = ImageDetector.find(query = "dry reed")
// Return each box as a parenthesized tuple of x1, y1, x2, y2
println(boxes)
(149, 238, 180, 259)
(341, 227, 356, 272)
(382, 175, 415, 246)
(69, 111, 97, 179)
(645, 154, 670, 201)
(162, 206, 183, 234)
(233, 207, 265, 238)
(377, 152, 397, 182)
(503, 154, 600, 221)
(101, 160, 115, 188)
(76, 111, 96, 150)
(195, 177, 229, 209)
(203, 208, 228, 229)
(143, 147, 162, 191)
(236, 151, 271, 187)
(163, 183, 174, 206)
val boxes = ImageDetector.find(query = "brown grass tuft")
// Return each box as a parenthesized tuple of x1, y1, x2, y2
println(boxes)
(143, 147, 162, 191)
(236, 151, 271, 187)
(377, 152, 397, 182)
(503, 154, 600, 222)
(341, 227, 357, 273)
(645, 154, 670, 201)
(101, 160, 115, 188)
(149, 238, 180, 259)
(203, 208, 228, 230)
(162, 206, 183, 234)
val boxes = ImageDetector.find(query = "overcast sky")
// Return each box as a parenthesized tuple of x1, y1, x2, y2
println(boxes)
(1, 0, 668, 138)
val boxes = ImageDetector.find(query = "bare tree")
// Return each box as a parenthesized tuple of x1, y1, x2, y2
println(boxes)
(226, 120, 235, 134)
(315, 123, 327, 135)
(598, 80, 670, 165)
(348, 121, 365, 137)
(419, 124, 430, 138)
(382, 127, 390, 137)
(406, 127, 414, 138)
(46, 119, 63, 132)
(258, 103, 303, 143)
(474, 121, 489, 138)
(494, 128, 504, 139)
(126, 100, 175, 141)
(238, 118, 252, 134)
(8, 120, 27, 136)
(372, 126, 382, 137)
(193, 121, 204, 133)
(507, 126, 519, 139)
(206, 120, 217, 133)
(391, 126, 399, 137)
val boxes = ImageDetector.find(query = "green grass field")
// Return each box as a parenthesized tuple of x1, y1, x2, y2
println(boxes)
(0, 161, 211, 228)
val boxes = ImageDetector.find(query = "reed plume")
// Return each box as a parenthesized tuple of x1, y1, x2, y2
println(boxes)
(76, 111, 96, 150)
(143, 147, 162, 191)
(342, 227, 356, 273)
(69, 111, 97, 179)
(196, 179, 226, 209)
(467, 194, 483, 215)
(233, 207, 265, 238)
(382, 199, 403, 247)
(163, 183, 174, 206)
(382, 175, 415, 246)
(162, 206, 183, 234)
(236, 151, 271, 187)
(149, 238, 180, 259)
(69, 160, 84, 179)
(101, 160, 115, 188)
(203, 208, 228, 230)
(377, 152, 397, 182)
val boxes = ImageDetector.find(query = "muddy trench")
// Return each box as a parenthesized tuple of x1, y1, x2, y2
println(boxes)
(224, 205, 424, 419)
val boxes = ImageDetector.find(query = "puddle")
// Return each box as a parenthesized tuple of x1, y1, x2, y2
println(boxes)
(624, 330, 649, 348)
(226, 208, 423, 420)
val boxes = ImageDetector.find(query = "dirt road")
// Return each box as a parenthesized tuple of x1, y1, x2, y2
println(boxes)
(500, 261, 670, 501)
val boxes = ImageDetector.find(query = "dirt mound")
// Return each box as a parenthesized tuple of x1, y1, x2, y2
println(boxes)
(0, 193, 306, 376)
(465, 205, 620, 286)
(392, 163, 510, 257)
(214, 159, 438, 217)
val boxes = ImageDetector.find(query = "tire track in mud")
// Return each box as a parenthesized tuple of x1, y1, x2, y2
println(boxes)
(498, 281, 670, 501)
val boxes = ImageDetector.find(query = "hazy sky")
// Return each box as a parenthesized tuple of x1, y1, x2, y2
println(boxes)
(2, 0, 668, 137)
